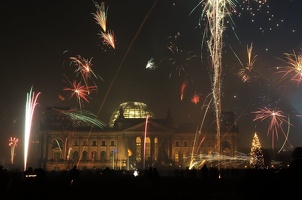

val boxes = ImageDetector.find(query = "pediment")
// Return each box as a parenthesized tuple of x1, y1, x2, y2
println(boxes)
(123, 120, 173, 132)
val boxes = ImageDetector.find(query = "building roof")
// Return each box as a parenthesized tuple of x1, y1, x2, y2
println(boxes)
(108, 101, 156, 128)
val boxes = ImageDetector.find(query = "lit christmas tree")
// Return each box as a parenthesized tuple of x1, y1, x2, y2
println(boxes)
(250, 132, 265, 169)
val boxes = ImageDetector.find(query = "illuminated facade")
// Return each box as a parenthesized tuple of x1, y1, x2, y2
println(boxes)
(39, 102, 239, 171)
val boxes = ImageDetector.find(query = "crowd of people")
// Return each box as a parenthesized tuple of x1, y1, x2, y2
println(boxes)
(0, 147, 301, 199)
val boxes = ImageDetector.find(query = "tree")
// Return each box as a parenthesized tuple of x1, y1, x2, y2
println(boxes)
(250, 132, 265, 169)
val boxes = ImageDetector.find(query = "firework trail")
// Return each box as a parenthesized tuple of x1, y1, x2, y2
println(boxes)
(55, 139, 63, 159)
(92, 1, 108, 32)
(52, 108, 107, 129)
(92, 2, 115, 49)
(202, 0, 235, 168)
(96, 0, 158, 118)
(9, 137, 19, 165)
(189, 93, 213, 169)
(189, 132, 206, 169)
(252, 107, 292, 150)
(92, 1, 115, 49)
(187, 151, 250, 169)
(99, 30, 115, 49)
(146, 57, 157, 70)
(67, 147, 73, 160)
(189, 0, 262, 170)
(278, 115, 293, 153)
(143, 115, 149, 170)
(180, 80, 188, 101)
(24, 86, 41, 171)
(52, 107, 106, 166)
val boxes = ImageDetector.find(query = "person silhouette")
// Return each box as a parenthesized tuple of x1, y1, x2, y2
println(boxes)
(69, 165, 80, 186)
(201, 164, 208, 179)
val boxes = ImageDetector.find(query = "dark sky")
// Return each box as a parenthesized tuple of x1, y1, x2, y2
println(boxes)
(1, 0, 302, 164)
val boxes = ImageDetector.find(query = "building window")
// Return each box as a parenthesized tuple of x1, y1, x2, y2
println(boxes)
(175, 141, 180, 147)
(82, 151, 88, 162)
(136, 137, 141, 162)
(182, 152, 186, 161)
(154, 137, 158, 161)
(110, 141, 115, 146)
(83, 141, 87, 146)
(91, 151, 97, 162)
(52, 139, 63, 149)
(100, 151, 106, 162)
(175, 152, 179, 162)
(183, 141, 188, 147)
(145, 137, 151, 162)
(54, 152, 60, 161)
(73, 151, 79, 162)
(74, 140, 78, 146)
(101, 141, 106, 146)
(110, 151, 113, 161)
(92, 141, 97, 146)
(222, 140, 231, 150)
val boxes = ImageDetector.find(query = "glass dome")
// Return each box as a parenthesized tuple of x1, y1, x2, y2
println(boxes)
(109, 101, 155, 128)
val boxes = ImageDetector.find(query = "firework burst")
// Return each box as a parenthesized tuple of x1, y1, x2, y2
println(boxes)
(275, 50, 302, 86)
(69, 55, 102, 92)
(191, 92, 201, 105)
(236, 43, 259, 83)
(252, 107, 292, 150)
(63, 75, 97, 110)
(165, 32, 197, 78)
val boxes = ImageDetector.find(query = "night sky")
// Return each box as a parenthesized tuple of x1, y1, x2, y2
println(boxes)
(1, 0, 302, 165)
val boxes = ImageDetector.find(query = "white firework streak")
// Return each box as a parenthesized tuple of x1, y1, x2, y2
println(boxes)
(24, 86, 41, 171)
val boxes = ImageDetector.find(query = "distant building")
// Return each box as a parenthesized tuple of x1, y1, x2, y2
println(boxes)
(39, 101, 240, 171)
